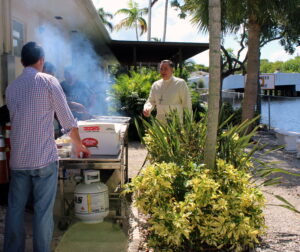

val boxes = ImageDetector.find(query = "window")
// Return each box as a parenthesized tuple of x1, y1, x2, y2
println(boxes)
(12, 20, 24, 57)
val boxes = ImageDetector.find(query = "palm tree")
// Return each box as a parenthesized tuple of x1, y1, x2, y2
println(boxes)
(147, 0, 152, 41)
(242, 10, 260, 125)
(204, 0, 221, 170)
(241, 1, 300, 126)
(147, 0, 160, 41)
(162, 0, 169, 41)
(114, 0, 148, 41)
(98, 8, 114, 32)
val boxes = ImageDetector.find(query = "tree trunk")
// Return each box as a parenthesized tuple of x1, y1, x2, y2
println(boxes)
(256, 51, 262, 115)
(135, 21, 139, 41)
(147, 0, 152, 41)
(242, 14, 261, 127)
(204, 0, 221, 170)
(162, 0, 168, 41)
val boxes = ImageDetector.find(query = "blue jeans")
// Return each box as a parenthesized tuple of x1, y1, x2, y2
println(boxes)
(4, 161, 58, 252)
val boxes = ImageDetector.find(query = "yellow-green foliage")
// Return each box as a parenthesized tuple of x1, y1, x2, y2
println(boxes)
(128, 111, 299, 250)
(124, 160, 265, 251)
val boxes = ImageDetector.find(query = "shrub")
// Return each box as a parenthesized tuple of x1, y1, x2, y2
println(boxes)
(109, 69, 159, 139)
(188, 82, 207, 122)
(219, 102, 242, 127)
(125, 160, 265, 251)
(141, 111, 206, 165)
(125, 111, 291, 251)
(126, 112, 267, 250)
(140, 111, 258, 171)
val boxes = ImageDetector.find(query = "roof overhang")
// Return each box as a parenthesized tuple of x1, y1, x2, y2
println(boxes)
(22, 0, 114, 61)
(109, 40, 209, 66)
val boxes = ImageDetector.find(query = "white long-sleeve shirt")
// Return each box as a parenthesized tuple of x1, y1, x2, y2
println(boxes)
(144, 76, 192, 122)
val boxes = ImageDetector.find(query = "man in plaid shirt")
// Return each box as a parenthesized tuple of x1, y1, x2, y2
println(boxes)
(4, 41, 90, 252)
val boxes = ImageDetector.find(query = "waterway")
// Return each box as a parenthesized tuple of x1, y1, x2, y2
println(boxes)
(261, 96, 300, 132)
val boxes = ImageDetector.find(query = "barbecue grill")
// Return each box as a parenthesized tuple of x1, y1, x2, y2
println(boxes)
(57, 116, 130, 230)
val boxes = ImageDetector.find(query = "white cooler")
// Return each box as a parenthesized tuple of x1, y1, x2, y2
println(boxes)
(77, 120, 122, 155)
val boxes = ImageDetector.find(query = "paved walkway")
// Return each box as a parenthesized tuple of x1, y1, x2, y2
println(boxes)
(253, 131, 300, 251)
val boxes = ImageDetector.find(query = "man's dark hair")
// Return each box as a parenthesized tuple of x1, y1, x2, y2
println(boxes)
(160, 59, 174, 68)
(21, 42, 45, 67)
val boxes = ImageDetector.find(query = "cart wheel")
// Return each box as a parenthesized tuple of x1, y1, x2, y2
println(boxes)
(58, 219, 69, 231)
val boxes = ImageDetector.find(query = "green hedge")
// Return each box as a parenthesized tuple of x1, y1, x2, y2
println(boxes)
(123, 112, 269, 251)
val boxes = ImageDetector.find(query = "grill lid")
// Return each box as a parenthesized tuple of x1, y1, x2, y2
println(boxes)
(89, 116, 131, 124)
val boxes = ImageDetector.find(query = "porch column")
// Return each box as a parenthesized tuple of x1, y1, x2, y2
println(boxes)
(0, 0, 13, 106)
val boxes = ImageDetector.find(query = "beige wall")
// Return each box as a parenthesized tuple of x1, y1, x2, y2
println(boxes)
(0, 0, 5, 56)
(0, 0, 74, 105)
(0, 0, 13, 106)
(1, 0, 12, 54)
(11, 0, 73, 80)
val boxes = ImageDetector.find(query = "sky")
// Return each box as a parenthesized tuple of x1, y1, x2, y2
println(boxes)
(92, 0, 300, 67)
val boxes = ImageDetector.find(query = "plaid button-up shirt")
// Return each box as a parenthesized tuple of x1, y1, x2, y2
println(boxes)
(6, 67, 77, 170)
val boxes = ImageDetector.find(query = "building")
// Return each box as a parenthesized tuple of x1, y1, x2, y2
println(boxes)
(224, 73, 300, 96)
(190, 73, 300, 97)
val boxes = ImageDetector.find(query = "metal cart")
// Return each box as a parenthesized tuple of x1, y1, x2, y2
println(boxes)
(57, 122, 129, 230)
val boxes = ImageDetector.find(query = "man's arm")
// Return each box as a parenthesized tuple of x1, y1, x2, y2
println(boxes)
(49, 77, 90, 157)
(69, 127, 91, 158)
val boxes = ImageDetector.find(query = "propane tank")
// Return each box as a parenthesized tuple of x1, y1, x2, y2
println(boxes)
(0, 134, 9, 184)
(74, 170, 109, 223)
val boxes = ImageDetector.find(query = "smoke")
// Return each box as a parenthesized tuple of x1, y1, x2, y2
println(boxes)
(36, 24, 112, 116)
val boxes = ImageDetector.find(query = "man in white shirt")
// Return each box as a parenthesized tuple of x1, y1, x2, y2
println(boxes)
(143, 60, 192, 122)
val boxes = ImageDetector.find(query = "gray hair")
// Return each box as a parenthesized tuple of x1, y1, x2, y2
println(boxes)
(160, 60, 174, 68)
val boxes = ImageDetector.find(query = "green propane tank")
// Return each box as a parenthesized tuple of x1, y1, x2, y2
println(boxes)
(74, 170, 109, 223)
